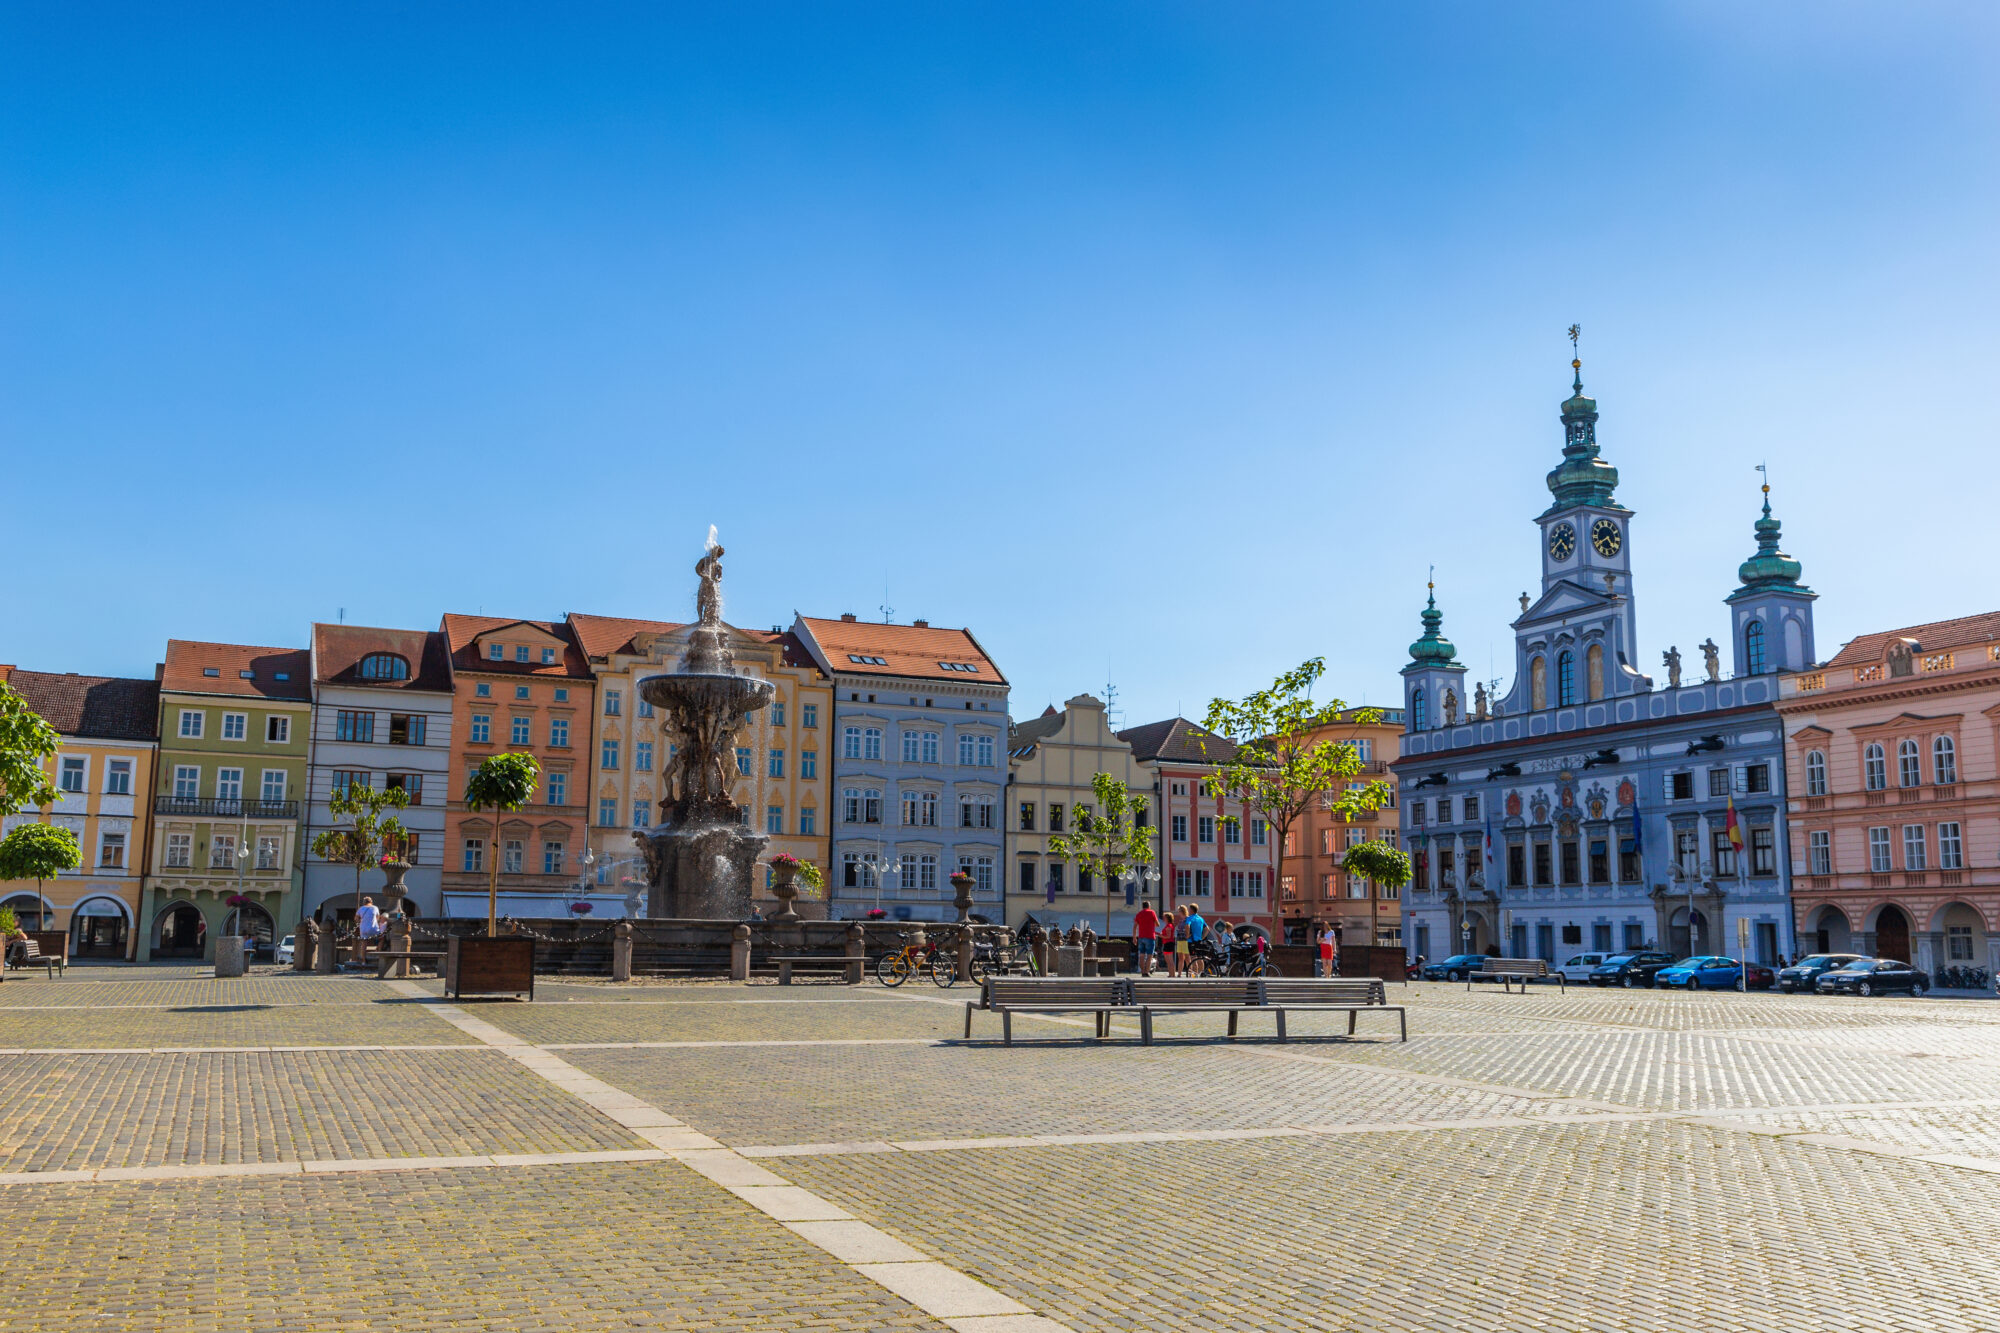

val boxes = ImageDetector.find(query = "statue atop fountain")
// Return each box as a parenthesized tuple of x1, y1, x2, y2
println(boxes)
(633, 528, 775, 918)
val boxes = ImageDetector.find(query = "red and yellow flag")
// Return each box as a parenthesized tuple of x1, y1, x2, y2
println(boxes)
(1725, 796, 1743, 850)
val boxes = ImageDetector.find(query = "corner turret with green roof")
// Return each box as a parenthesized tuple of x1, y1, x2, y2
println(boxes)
(1401, 581, 1467, 732)
(1724, 483, 1817, 674)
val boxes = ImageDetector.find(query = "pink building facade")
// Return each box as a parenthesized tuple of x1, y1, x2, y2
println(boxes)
(1779, 611, 2000, 976)
(1118, 718, 1278, 938)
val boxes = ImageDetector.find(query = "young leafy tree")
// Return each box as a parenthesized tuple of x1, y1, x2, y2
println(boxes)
(463, 752, 542, 937)
(0, 681, 59, 817)
(0, 821, 82, 896)
(310, 782, 412, 911)
(1198, 658, 1392, 913)
(1339, 839, 1412, 894)
(1045, 770, 1156, 937)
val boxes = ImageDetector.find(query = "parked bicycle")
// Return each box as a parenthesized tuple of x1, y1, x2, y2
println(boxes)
(874, 931, 958, 988)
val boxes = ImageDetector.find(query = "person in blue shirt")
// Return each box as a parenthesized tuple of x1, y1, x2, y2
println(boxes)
(1184, 907, 1207, 976)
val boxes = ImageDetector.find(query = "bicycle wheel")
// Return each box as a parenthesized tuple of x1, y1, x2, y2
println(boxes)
(1260, 960, 1282, 978)
(968, 954, 994, 984)
(929, 952, 960, 987)
(875, 952, 909, 987)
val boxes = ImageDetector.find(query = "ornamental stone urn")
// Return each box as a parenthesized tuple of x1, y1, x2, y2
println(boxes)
(768, 861, 801, 924)
(380, 859, 411, 913)
(949, 873, 975, 922)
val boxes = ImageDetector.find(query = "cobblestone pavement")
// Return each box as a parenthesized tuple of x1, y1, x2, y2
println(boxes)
(5, 968, 2000, 1330)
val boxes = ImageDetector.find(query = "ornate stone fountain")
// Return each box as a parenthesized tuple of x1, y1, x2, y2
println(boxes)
(632, 531, 775, 918)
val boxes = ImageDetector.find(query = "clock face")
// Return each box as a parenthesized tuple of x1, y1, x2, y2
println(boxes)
(1548, 522, 1577, 560)
(1591, 518, 1622, 557)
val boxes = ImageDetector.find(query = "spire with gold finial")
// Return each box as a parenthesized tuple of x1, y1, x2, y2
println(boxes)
(1408, 569, 1458, 665)
(1731, 466, 1809, 596)
(1544, 324, 1623, 514)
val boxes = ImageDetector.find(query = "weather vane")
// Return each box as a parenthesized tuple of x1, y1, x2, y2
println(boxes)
(1756, 461, 1769, 495)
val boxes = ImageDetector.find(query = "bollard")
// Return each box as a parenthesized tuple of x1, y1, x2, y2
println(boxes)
(730, 924, 751, 982)
(295, 920, 318, 973)
(612, 920, 633, 983)
(386, 916, 412, 979)
(956, 924, 975, 984)
(845, 923, 865, 985)
(314, 920, 336, 975)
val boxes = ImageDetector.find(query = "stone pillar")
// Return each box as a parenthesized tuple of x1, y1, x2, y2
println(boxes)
(314, 919, 336, 975)
(845, 923, 866, 985)
(295, 920, 317, 973)
(386, 916, 413, 979)
(612, 920, 633, 983)
(214, 933, 247, 978)
(730, 924, 751, 982)
(1055, 943, 1084, 977)
(956, 924, 975, 984)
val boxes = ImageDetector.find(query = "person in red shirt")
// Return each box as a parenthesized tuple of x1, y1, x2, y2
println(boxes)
(1132, 901, 1160, 976)
(1157, 909, 1178, 977)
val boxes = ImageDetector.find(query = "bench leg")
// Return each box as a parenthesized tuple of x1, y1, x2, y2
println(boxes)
(1002, 1011, 1013, 1046)
(1348, 1009, 1357, 1036)
(779, 962, 793, 985)
(1227, 1010, 1238, 1040)
(1399, 1008, 1408, 1042)
(1275, 1009, 1287, 1043)
(1141, 1009, 1153, 1046)
(964, 1001, 974, 1040)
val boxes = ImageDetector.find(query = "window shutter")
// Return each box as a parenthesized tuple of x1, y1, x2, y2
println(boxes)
(1663, 772, 1675, 802)
(1733, 765, 1747, 795)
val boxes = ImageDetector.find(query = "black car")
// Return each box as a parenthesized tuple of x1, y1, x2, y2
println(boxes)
(1588, 951, 1678, 988)
(1775, 953, 1864, 993)
(1421, 954, 1489, 982)
(1817, 957, 1931, 997)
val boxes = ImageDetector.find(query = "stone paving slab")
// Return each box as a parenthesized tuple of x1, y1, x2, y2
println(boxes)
(566, 1040, 1598, 1149)
(0, 975, 404, 1007)
(0, 1049, 644, 1172)
(781, 1118, 2000, 1333)
(1403, 980, 2000, 1029)
(475, 996, 971, 1045)
(0, 1160, 949, 1332)
(0, 1001, 474, 1048)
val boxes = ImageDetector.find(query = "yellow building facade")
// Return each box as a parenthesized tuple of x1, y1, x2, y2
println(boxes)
(1004, 693, 1154, 931)
(0, 669, 161, 958)
(569, 616, 833, 914)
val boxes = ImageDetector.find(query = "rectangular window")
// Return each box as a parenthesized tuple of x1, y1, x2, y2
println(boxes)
(1745, 764, 1771, 794)
(798, 806, 815, 835)
(1938, 821, 1963, 870)
(632, 801, 651, 828)
(266, 715, 289, 744)
(1592, 922, 1614, 952)
(843, 727, 862, 760)
(510, 717, 531, 745)
(1708, 768, 1730, 799)
(800, 750, 818, 779)
(216, 768, 243, 802)
(1560, 841, 1580, 884)
(1808, 829, 1832, 876)
(179, 710, 204, 738)
(256, 835, 280, 870)
(463, 839, 485, 872)
(1589, 839, 1609, 883)
(261, 770, 287, 803)
(1508, 843, 1526, 888)
(336, 710, 375, 743)
(1462, 794, 1479, 822)
(173, 765, 199, 799)
(543, 841, 565, 875)
(165, 832, 192, 867)
(1676, 828, 1700, 877)
(106, 758, 132, 794)
(1533, 842, 1552, 886)
(547, 773, 567, 806)
(604, 690, 621, 717)
(1750, 827, 1775, 875)
(222, 712, 247, 741)
(476, 683, 491, 697)
(1047, 803, 1064, 833)
(385, 772, 422, 805)
(1171, 813, 1187, 842)
(58, 757, 86, 793)
(1669, 772, 1693, 801)
(768, 749, 785, 778)
(864, 728, 882, 761)
(1903, 824, 1928, 872)
(1018, 801, 1035, 832)
(978, 735, 994, 767)
(958, 734, 975, 766)
(770, 701, 785, 727)
(1868, 826, 1892, 873)
(1223, 818, 1241, 846)
(1250, 818, 1267, 847)
(503, 839, 524, 873)
(960, 796, 975, 828)
(602, 740, 620, 770)
(765, 805, 783, 835)
(1410, 801, 1425, 827)
(549, 718, 569, 748)
(470, 715, 491, 744)
(541, 648, 556, 665)
(1711, 829, 1737, 877)
(919, 732, 937, 764)
(1950, 924, 1975, 960)
(209, 833, 237, 868)
(735, 747, 752, 776)
(1198, 816, 1215, 844)
(98, 832, 125, 867)
(488, 643, 504, 661)
(801, 703, 817, 728)
(389, 714, 426, 746)
(1194, 869, 1211, 897)
(599, 798, 618, 827)
(902, 730, 920, 763)
(330, 769, 367, 799)
(637, 696, 653, 718)
(635, 741, 654, 772)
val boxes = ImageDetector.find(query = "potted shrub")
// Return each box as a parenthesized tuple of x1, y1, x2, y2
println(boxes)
(447, 753, 543, 1000)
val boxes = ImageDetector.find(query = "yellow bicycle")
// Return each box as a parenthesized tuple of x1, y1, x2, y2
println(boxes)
(874, 931, 959, 988)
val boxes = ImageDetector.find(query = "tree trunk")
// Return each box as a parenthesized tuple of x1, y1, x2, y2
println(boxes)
(486, 806, 500, 938)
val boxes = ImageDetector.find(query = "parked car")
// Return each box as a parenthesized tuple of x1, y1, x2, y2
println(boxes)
(1816, 957, 1931, 997)
(1555, 952, 1612, 984)
(1422, 954, 1489, 982)
(275, 935, 295, 965)
(1775, 953, 1862, 993)
(1588, 951, 1678, 988)
(1653, 956, 1747, 990)
(1742, 962, 1777, 990)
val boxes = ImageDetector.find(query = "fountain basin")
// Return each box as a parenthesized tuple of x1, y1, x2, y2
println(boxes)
(639, 671, 775, 717)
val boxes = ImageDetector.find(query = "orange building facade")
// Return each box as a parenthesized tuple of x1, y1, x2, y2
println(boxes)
(1779, 611, 2000, 976)
(438, 615, 597, 918)
(1276, 709, 1405, 948)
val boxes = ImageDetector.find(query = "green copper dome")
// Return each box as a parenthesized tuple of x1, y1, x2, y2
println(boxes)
(1408, 589, 1457, 665)
(1544, 360, 1623, 514)
(1732, 489, 1809, 594)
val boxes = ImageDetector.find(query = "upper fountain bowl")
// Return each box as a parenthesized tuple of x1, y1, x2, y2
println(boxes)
(638, 671, 774, 717)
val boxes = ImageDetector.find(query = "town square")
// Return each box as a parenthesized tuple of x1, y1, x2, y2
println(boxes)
(6, 5, 2000, 1331)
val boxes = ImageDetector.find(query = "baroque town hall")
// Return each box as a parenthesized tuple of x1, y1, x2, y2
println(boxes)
(1392, 355, 1816, 966)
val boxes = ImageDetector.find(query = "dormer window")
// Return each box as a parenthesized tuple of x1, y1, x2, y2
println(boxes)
(845, 654, 887, 666)
(489, 643, 504, 661)
(541, 647, 556, 664)
(358, 653, 410, 681)
(238, 670, 255, 679)
(202, 667, 220, 677)
(515, 646, 530, 663)
(938, 661, 980, 673)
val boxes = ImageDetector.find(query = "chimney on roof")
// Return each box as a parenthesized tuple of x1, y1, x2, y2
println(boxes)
(912, 618, 929, 629)
(840, 613, 857, 623)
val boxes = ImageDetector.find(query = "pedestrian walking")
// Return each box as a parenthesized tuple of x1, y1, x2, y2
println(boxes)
(1165, 906, 1185, 977)
(1185, 905, 1207, 977)
(1319, 924, 1339, 977)
(1133, 900, 1159, 976)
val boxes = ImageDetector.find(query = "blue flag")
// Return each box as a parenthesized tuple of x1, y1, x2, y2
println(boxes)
(1046, 874, 1058, 904)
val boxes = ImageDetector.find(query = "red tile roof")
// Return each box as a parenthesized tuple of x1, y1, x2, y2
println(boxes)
(160, 641, 313, 700)
(312, 624, 454, 692)
(796, 617, 1006, 685)
(1825, 610, 2000, 668)
(440, 615, 593, 680)
(565, 613, 683, 662)
(1117, 717, 1241, 766)
(7, 670, 159, 741)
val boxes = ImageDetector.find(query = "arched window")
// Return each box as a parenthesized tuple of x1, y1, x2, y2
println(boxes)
(1863, 743, 1886, 791)
(358, 653, 409, 681)
(1744, 621, 1766, 675)
(1898, 738, 1921, 788)
(1531, 657, 1548, 710)
(1412, 689, 1427, 731)
(1805, 750, 1828, 798)
(1933, 735, 1958, 785)
(1556, 651, 1576, 706)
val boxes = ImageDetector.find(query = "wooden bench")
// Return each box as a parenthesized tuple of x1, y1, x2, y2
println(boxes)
(1127, 978, 1263, 1045)
(764, 955, 862, 985)
(1257, 978, 1406, 1042)
(5, 938, 64, 978)
(964, 977, 1129, 1044)
(1469, 957, 1564, 993)
(372, 950, 446, 979)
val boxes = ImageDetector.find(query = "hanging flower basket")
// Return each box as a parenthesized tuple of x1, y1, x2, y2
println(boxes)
(570, 901, 595, 916)
(224, 893, 252, 909)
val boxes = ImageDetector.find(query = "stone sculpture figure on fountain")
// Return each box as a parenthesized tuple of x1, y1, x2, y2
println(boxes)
(632, 528, 776, 918)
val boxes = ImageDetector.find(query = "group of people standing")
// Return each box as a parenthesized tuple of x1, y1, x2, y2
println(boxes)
(1129, 901, 1271, 977)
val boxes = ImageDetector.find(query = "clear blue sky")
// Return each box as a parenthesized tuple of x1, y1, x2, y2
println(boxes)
(5, 4, 1997, 725)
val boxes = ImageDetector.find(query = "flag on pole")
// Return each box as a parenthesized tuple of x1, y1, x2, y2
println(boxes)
(1726, 797, 1743, 851)
(1483, 818, 1496, 885)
